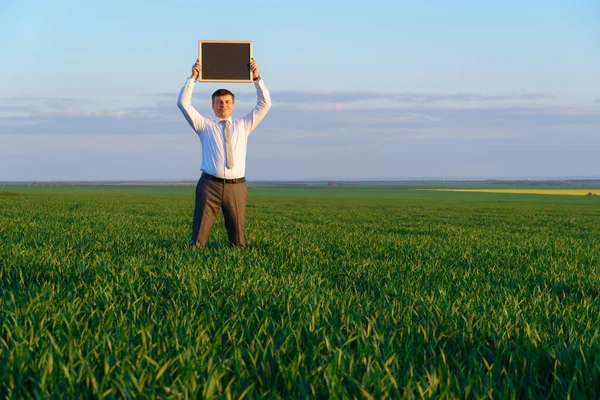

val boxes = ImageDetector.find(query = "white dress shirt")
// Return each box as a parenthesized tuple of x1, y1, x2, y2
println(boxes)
(177, 78, 271, 179)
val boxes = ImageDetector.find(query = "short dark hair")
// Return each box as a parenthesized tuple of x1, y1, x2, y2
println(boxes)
(212, 89, 235, 103)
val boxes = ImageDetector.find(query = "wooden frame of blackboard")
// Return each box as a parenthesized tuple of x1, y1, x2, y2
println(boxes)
(198, 40, 253, 83)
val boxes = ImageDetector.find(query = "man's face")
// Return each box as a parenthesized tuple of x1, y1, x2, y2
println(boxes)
(212, 95, 235, 119)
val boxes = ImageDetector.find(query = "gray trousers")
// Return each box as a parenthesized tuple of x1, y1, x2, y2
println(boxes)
(190, 174, 248, 248)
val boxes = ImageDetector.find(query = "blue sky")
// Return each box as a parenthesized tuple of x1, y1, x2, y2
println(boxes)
(1, 0, 599, 181)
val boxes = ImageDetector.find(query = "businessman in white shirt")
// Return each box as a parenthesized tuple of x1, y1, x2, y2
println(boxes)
(177, 58, 271, 248)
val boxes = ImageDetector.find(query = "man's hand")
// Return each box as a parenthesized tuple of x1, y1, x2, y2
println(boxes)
(250, 58, 260, 80)
(190, 58, 201, 80)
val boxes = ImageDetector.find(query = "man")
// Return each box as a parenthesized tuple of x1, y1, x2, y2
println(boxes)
(177, 58, 271, 248)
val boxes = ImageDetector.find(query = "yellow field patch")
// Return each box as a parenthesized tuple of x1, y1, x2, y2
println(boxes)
(414, 189, 600, 196)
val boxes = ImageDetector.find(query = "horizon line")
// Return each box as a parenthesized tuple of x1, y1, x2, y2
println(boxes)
(2, 176, 600, 184)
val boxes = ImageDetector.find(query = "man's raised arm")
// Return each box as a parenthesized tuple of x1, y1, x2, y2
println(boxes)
(177, 58, 207, 133)
(244, 58, 272, 135)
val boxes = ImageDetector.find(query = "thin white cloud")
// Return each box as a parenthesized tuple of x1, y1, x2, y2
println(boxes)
(392, 92, 553, 103)
(195, 89, 554, 106)
(0, 96, 94, 112)
(1, 101, 599, 138)
(1, 91, 598, 151)
(266, 90, 553, 105)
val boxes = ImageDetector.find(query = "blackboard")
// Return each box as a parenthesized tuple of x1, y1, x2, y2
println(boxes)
(198, 40, 253, 83)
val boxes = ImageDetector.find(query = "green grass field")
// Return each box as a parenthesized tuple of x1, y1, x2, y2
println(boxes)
(1, 185, 599, 398)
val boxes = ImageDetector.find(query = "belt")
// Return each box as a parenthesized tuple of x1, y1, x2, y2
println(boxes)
(202, 173, 246, 184)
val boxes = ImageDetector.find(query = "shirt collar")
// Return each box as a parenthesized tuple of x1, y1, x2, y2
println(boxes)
(217, 117, 233, 123)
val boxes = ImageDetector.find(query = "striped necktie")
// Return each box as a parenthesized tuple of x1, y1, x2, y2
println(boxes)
(221, 120, 234, 169)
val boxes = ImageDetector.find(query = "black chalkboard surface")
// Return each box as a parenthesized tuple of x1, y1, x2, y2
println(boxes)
(198, 40, 253, 83)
